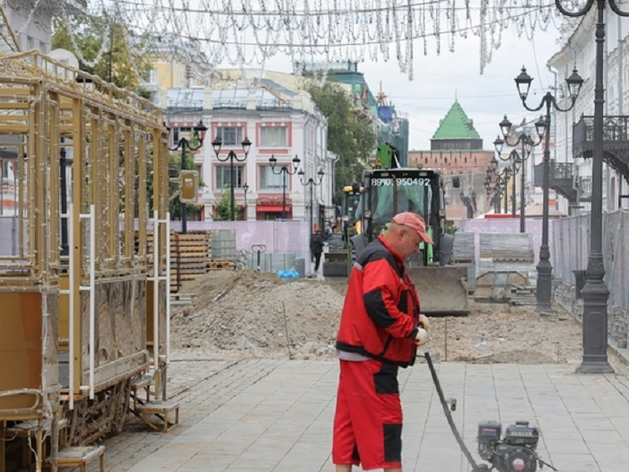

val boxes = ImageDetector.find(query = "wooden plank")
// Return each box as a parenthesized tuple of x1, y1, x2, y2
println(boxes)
(0, 87, 33, 96)
(176, 252, 207, 258)
(0, 102, 29, 109)
(176, 262, 207, 268)
(136, 400, 179, 414)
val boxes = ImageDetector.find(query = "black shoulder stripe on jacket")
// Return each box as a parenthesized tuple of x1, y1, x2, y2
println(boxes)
(357, 238, 403, 278)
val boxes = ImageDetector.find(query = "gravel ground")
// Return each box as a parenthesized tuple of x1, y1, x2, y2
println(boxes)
(170, 270, 627, 367)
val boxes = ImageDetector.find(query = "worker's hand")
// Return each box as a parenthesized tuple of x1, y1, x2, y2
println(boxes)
(415, 327, 428, 346)
(419, 314, 430, 331)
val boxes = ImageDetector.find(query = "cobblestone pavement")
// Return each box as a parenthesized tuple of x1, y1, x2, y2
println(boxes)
(84, 353, 629, 472)
(102, 357, 248, 472)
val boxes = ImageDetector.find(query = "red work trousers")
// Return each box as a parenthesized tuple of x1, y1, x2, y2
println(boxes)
(332, 358, 403, 470)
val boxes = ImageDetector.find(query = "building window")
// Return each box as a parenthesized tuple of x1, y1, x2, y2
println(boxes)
(259, 166, 283, 190)
(173, 127, 191, 144)
(260, 126, 288, 147)
(143, 68, 157, 84)
(215, 165, 245, 189)
(216, 126, 244, 146)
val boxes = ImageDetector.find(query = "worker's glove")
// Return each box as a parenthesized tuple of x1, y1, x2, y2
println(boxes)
(418, 314, 430, 331)
(414, 327, 428, 347)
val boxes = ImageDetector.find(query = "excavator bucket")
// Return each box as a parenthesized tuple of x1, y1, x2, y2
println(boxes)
(407, 265, 471, 315)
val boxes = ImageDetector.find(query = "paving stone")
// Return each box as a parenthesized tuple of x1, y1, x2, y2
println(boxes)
(89, 359, 629, 472)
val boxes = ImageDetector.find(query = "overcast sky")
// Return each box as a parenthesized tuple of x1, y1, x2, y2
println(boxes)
(361, 25, 562, 151)
(255, 23, 562, 152)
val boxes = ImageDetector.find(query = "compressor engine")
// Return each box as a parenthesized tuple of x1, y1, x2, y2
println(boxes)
(477, 420, 540, 472)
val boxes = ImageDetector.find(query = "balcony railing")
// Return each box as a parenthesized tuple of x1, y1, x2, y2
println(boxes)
(534, 160, 577, 202)
(573, 115, 629, 182)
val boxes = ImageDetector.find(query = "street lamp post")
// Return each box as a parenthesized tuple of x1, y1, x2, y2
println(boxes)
(514, 66, 583, 313)
(298, 168, 325, 232)
(269, 155, 301, 220)
(555, 0, 629, 373)
(168, 120, 208, 234)
(484, 165, 500, 213)
(212, 136, 252, 221)
(484, 175, 497, 213)
(485, 156, 511, 214)
(492, 140, 519, 216)
(494, 116, 545, 232)
(500, 168, 510, 215)
(242, 182, 249, 220)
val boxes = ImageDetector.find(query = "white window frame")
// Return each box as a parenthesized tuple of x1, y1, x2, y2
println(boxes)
(216, 126, 244, 147)
(215, 164, 245, 190)
(260, 126, 288, 147)
(259, 165, 283, 190)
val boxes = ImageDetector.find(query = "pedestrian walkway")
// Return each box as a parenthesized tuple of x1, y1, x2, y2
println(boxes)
(97, 354, 629, 472)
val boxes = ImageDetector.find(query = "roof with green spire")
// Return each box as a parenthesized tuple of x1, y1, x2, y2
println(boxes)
(431, 100, 481, 140)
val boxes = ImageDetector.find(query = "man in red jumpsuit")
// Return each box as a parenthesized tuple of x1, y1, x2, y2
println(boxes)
(333, 212, 432, 472)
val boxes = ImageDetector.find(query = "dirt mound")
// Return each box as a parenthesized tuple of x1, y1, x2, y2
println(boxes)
(424, 303, 582, 363)
(171, 270, 344, 359)
(171, 270, 626, 367)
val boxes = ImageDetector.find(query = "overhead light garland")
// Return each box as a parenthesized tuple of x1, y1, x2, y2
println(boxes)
(41, 1, 567, 79)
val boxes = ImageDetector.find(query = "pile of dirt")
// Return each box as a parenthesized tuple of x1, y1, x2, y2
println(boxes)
(171, 270, 627, 366)
(427, 305, 583, 364)
(171, 270, 344, 359)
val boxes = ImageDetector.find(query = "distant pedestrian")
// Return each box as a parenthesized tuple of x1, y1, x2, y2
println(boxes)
(325, 222, 333, 240)
(310, 229, 325, 272)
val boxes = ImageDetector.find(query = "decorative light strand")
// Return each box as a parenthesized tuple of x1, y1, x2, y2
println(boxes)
(20, 0, 573, 79)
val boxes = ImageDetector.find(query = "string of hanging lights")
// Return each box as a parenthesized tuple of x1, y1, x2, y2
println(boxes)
(24, 0, 567, 79)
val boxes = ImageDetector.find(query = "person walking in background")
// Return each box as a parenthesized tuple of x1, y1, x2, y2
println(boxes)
(310, 229, 325, 273)
(325, 220, 334, 240)
(332, 212, 432, 472)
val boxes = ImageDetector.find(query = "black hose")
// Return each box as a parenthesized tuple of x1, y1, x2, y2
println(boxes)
(423, 351, 479, 470)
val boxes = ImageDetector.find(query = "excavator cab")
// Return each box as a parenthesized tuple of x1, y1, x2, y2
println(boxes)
(352, 167, 470, 315)
(354, 168, 443, 264)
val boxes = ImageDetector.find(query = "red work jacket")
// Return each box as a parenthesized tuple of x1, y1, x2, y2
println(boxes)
(335, 236, 421, 367)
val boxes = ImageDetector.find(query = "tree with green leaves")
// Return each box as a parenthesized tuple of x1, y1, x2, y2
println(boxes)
(213, 189, 234, 221)
(305, 81, 377, 205)
(51, 16, 151, 94)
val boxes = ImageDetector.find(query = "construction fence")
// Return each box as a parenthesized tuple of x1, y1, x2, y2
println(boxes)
(551, 209, 629, 313)
(459, 212, 629, 315)
(156, 212, 629, 314)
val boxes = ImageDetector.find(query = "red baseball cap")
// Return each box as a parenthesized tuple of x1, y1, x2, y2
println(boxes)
(392, 212, 433, 245)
